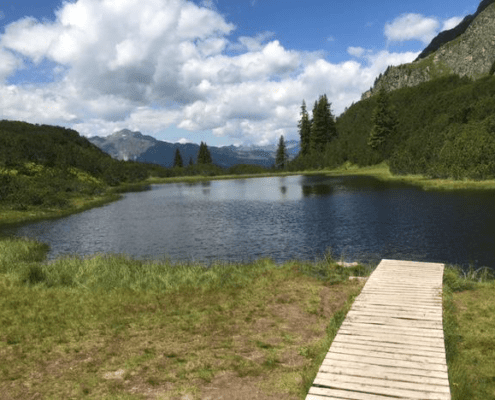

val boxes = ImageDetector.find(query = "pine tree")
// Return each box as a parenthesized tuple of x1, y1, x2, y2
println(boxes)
(367, 88, 397, 157)
(173, 148, 183, 168)
(189, 157, 194, 166)
(310, 94, 337, 152)
(205, 144, 212, 164)
(197, 142, 212, 164)
(298, 100, 311, 156)
(275, 135, 287, 169)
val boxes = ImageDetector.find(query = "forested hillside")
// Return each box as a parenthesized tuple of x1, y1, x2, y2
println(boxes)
(0, 121, 158, 210)
(295, 74, 495, 180)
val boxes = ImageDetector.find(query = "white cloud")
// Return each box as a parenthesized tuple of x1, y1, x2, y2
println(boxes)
(347, 46, 366, 58)
(385, 13, 439, 44)
(0, 48, 23, 82)
(0, 0, 436, 145)
(177, 137, 193, 144)
(442, 16, 464, 31)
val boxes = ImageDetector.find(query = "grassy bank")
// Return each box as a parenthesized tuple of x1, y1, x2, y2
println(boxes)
(0, 237, 371, 399)
(321, 161, 495, 190)
(443, 266, 495, 400)
(149, 162, 495, 191)
(0, 180, 151, 229)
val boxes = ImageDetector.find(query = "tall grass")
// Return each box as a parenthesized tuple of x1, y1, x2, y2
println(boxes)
(0, 237, 370, 293)
(442, 264, 495, 399)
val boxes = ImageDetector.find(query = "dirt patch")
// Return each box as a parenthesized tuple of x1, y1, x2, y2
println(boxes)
(197, 371, 300, 400)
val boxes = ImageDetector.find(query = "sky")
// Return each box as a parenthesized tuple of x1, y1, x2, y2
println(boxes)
(0, 0, 481, 146)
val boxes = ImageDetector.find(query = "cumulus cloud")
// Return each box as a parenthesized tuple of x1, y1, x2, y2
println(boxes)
(0, 0, 445, 145)
(442, 16, 464, 31)
(347, 46, 366, 58)
(385, 13, 439, 44)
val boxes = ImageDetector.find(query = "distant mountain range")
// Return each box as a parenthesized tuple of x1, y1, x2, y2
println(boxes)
(88, 129, 300, 168)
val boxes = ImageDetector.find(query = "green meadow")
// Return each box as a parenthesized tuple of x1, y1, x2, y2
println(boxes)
(0, 233, 493, 399)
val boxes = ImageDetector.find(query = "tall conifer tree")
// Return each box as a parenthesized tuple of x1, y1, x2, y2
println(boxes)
(197, 142, 212, 164)
(275, 135, 287, 169)
(173, 148, 183, 168)
(310, 94, 337, 152)
(298, 100, 311, 156)
(368, 88, 397, 158)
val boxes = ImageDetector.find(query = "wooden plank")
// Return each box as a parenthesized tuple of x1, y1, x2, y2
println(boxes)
(345, 314, 443, 329)
(317, 365, 450, 386)
(329, 341, 447, 362)
(352, 299, 442, 309)
(351, 306, 442, 317)
(332, 336, 446, 356)
(340, 321, 445, 338)
(314, 373, 451, 393)
(309, 384, 450, 400)
(348, 307, 442, 320)
(305, 259, 450, 400)
(308, 386, 416, 400)
(328, 347, 446, 366)
(355, 294, 442, 303)
(321, 358, 449, 380)
(324, 353, 448, 372)
(337, 330, 445, 347)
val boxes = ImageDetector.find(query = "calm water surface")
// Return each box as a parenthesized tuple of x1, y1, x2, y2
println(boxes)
(4, 175, 495, 269)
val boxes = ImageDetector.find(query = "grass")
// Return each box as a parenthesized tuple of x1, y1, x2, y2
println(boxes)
(442, 265, 495, 399)
(0, 237, 370, 399)
(321, 161, 495, 190)
(1, 236, 495, 398)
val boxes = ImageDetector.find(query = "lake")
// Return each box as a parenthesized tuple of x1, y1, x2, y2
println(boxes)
(3, 175, 495, 270)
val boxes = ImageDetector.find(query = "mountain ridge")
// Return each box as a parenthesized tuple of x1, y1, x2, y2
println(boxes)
(363, 0, 495, 99)
(88, 130, 300, 168)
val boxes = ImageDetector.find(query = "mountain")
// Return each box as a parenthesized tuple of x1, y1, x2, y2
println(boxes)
(363, 0, 495, 99)
(88, 130, 300, 168)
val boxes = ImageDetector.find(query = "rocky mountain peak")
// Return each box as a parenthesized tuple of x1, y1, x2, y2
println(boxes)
(362, 0, 495, 99)
(416, 0, 495, 60)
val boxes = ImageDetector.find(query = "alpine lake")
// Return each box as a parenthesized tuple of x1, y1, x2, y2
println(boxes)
(3, 175, 495, 271)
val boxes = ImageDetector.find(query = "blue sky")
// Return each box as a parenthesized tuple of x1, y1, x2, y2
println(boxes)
(0, 0, 481, 146)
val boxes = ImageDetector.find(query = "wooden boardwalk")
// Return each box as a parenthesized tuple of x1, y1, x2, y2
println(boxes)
(306, 259, 450, 400)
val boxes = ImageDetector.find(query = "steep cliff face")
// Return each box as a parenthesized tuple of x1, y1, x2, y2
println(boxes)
(363, 0, 495, 99)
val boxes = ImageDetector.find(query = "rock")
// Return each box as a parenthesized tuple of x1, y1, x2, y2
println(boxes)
(336, 261, 359, 267)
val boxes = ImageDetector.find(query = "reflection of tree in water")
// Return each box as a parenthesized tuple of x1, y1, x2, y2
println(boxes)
(302, 184, 333, 197)
(280, 186, 287, 195)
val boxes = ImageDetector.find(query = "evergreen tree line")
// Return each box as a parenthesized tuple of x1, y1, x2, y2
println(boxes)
(288, 74, 495, 180)
(293, 94, 338, 169)
(173, 141, 213, 168)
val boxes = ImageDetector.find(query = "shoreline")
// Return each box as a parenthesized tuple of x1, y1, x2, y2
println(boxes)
(3, 162, 495, 230)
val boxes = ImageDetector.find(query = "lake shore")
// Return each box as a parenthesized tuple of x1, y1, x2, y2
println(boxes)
(0, 236, 493, 399)
(3, 161, 495, 230)
(320, 162, 495, 190)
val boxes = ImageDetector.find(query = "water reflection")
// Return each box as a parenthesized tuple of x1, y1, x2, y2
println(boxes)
(302, 184, 333, 197)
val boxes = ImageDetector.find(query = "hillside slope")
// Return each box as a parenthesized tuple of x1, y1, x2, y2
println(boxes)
(363, 0, 495, 98)
(334, 74, 495, 179)
(0, 120, 153, 210)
